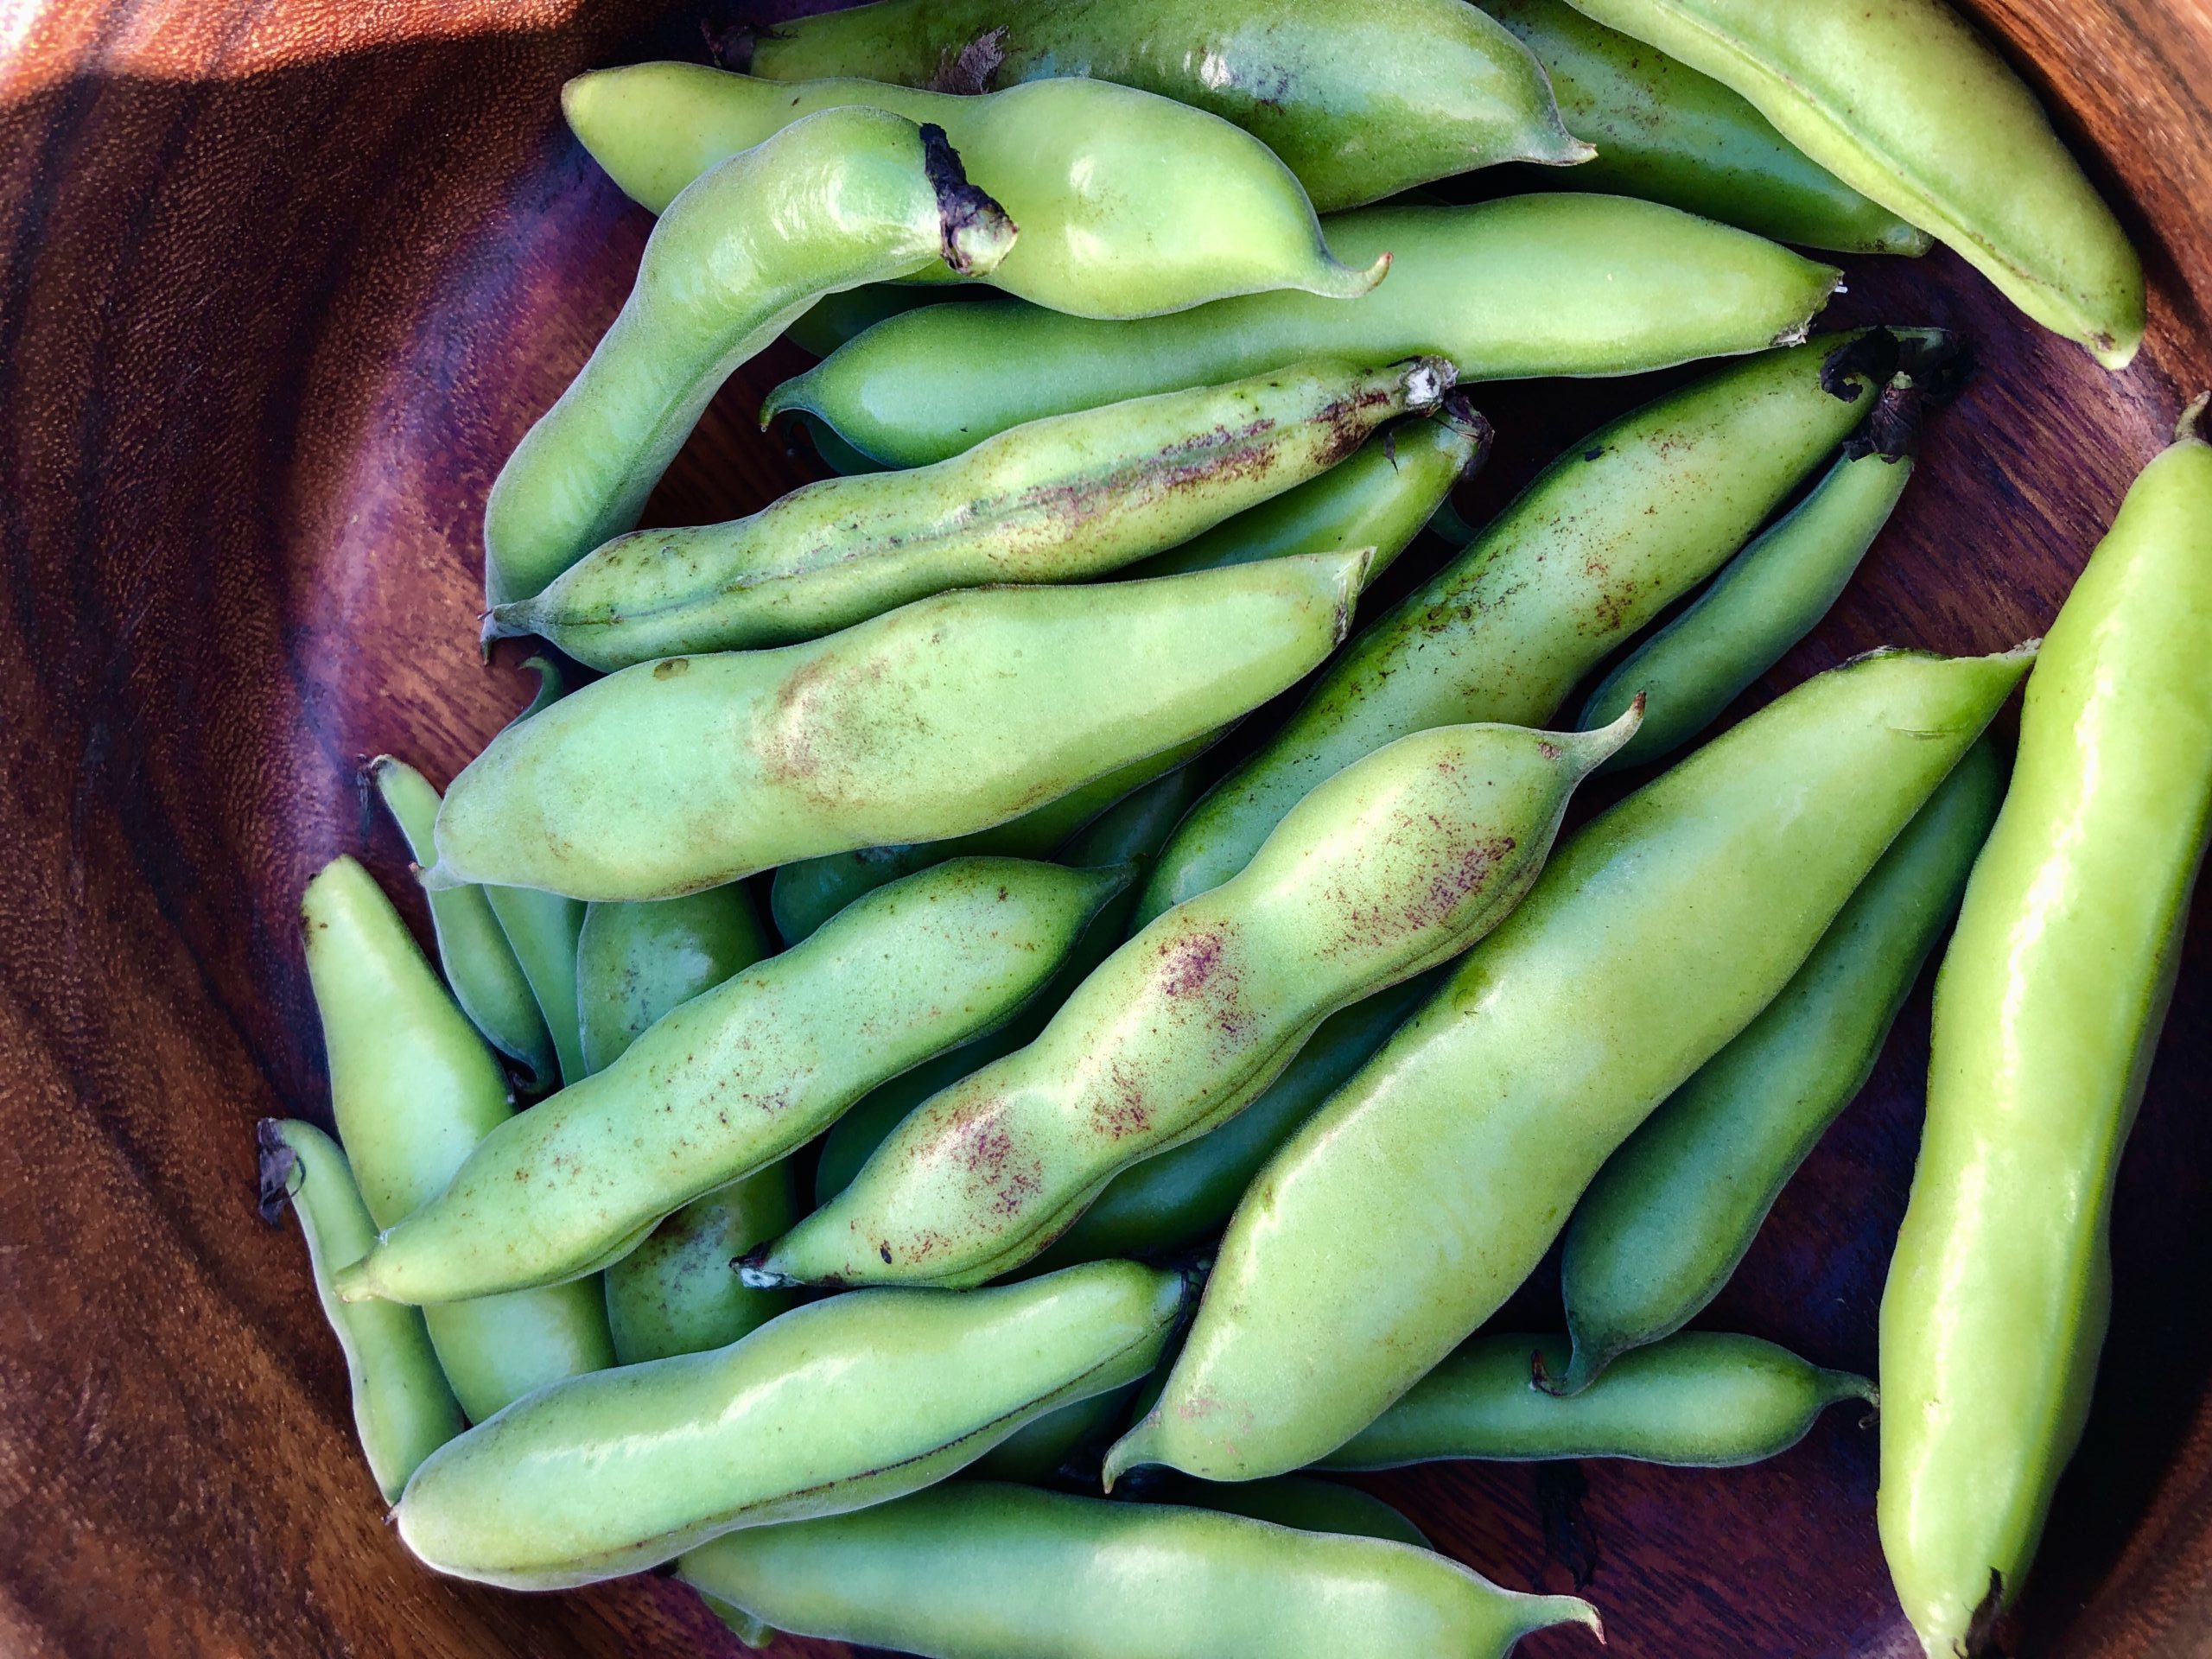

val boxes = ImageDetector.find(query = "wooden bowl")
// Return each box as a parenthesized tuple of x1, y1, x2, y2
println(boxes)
(3, 2, 2208, 1653)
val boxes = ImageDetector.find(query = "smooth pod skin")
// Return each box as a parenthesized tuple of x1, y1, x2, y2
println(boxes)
(1565, 0, 2144, 367)
(1128, 1473, 1430, 1550)
(331, 859, 1122, 1306)
(395, 1262, 1189, 1590)
(497, 358, 1449, 667)
(1879, 404, 2212, 1656)
(483, 106, 1015, 605)
(753, 711, 1640, 1290)
(257, 1121, 464, 1503)
(763, 197, 1841, 467)
(1138, 330, 1913, 925)
(428, 550, 1370, 902)
(1320, 1332, 1873, 1470)
(370, 757, 556, 1088)
(744, 0, 1589, 213)
(677, 1482, 1599, 1658)
(1486, 0, 1928, 255)
(1560, 741, 2004, 1391)
(575, 885, 773, 1076)
(1579, 397, 1921, 770)
(563, 66, 1383, 317)
(1104, 645, 2033, 1484)
(301, 857, 615, 1421)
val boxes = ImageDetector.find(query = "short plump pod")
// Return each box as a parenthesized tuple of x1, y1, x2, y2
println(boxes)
(330, 858, 1122, 1307)
(495, 358, 1450, 668)
(1879, 402, 2212, 1656)
(257, 1121, 464, 1503)
(1560, 740, 2004, 1391)
(752, 711, 1641, 1291)
(1126, 1473, 1430, 1549)
(763, 197, 1841, 467)
(1104, 644, 2033, 1485)
(302, 857, 614, 1421)
(676, 1482, 1599, 1658)
(1321, 1332, 1874, 1471)
(1137, 329, 1923, 925)
(563, 66, 1382, 318)
(1485, 0, 1928, 255)
(427, 549, 1369, 902)
(1579, 382, 1924, 771)
(1565, 0, 2144, 367)
(743, 0, 1588, 213)
(371, 757, 555, 1089)
(394, 1261, 1188, 1590)
(482, 106, 1014, 606)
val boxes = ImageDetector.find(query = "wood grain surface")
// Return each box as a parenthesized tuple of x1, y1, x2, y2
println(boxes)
(1, 2, 2208, 1655)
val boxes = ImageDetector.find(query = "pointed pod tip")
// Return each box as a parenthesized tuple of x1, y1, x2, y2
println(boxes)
(1098, 1421, 1158, 1492)
(734, 1248, 798, 1291)
(1313, 248, 1391, 301)
(1527, 1595, 1605, 1644)
(2178, 391, 2209, 443)
(1569, 695, 1645, 771)
(327, 1255, 378, 1305)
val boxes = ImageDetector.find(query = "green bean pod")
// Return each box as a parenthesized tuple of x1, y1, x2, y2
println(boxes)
(1565, 0, 2143, 367)
(484, 105, 1015, 605)
(1559, 740, 2004, 1389)
(1485, 0, 1928, 255)
(742, 0, 1588, 212)
(257, 1121, 465, 1502)
(677, 1482, 1598, 1657)
(369, 757, 556, 1089)
(564, 67, 1383, 317)
(426, 550, 1370, 902)
(762, 197, 1841, 467)
(1578, 386, 1922, 770)
(395, 1262, 1188, 1590)
(575, 886, 773, 1076)
(331, 858, 1122, 1306)
(752, 710, 1640, 1290)
(1104, 644, 2032, 1485)
(1139, 329, 1919, 925)
(302, 857, 615, 1421)
(1128, 1473, 1431, 1549)
(1879, 402, 2212, 1656)
(968, 1378, 1145, 1485)
(495, 357, 1451, 667)
(813, 763, 1204, 1205)
(1319, 1332, 1873, 1470)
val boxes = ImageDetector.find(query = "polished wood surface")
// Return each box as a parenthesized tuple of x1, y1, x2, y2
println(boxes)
(1, 2, 2207, 1654)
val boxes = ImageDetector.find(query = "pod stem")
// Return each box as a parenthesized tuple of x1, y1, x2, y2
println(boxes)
(918, 124, 1017, 278)
(2179, 391, 2210, 444)
(256, 1118, 301, 1224)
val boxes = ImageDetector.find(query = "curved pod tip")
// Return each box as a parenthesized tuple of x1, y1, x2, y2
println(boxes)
(1525, 1595, 1605, 1647)
(1569, 692, 1645, 770)
(1311, 248, 1394, 302)
(2180, 391, 2211, 443)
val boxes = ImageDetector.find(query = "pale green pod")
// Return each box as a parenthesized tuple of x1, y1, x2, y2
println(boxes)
(427, 550, 1370, 902)
(753, 710, 1639, 1290)
(575, 886, 773, 1075)
(331, 858, 1124, 1306)
(394, 1262, 1190, 1590)
(676, 1482, 1599, 1658)
(1104, 645, 2033, 1485)
(1565, 0, 2144, 367)
(1135, 329, 1923, 926)
(484, 105, 1015, 605)
(968, 1378, 1143, 1485)
(1485, 0, 1928, 255)
(257, 1120, 464, 1503)
(563, 66, 1383, 317)
(368, 756, 556, 1088)
(1128, 1473, 1430, 1550)
(744, 0, 1587, 212)
(1559, 740, 2004, 1390)
(1319, 1332, 1874, 1470)
(497, 358, 1449, 667)
(301, 857, 615, 1421)
(762, 197, 1841, 467)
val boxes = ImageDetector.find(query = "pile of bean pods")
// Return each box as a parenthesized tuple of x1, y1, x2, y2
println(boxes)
(257, 3, 2212, 1654)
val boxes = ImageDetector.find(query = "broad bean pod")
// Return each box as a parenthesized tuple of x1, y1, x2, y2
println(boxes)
(496, 358, 1449, 667)
(483, 105, 1014, 604)
(1565, 0, 2144, 367)
(563, 66, 1382, 317)
(1879, 401, 2212, 1656)
(763, 197, 1841, 467)
(426, 550, 1370, 902)
(1106, 644, 2032, 1484)
(330, 858, 1123, 1306)
(675, 1481, 1599, 1657)
(395, 1262, 1188, 1589)
(1126, 1473, 1430, 1550)
(1560, 741, 2003, 1389)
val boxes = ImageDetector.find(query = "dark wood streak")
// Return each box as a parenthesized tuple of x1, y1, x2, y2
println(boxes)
(0, 1, 2206, 1655)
